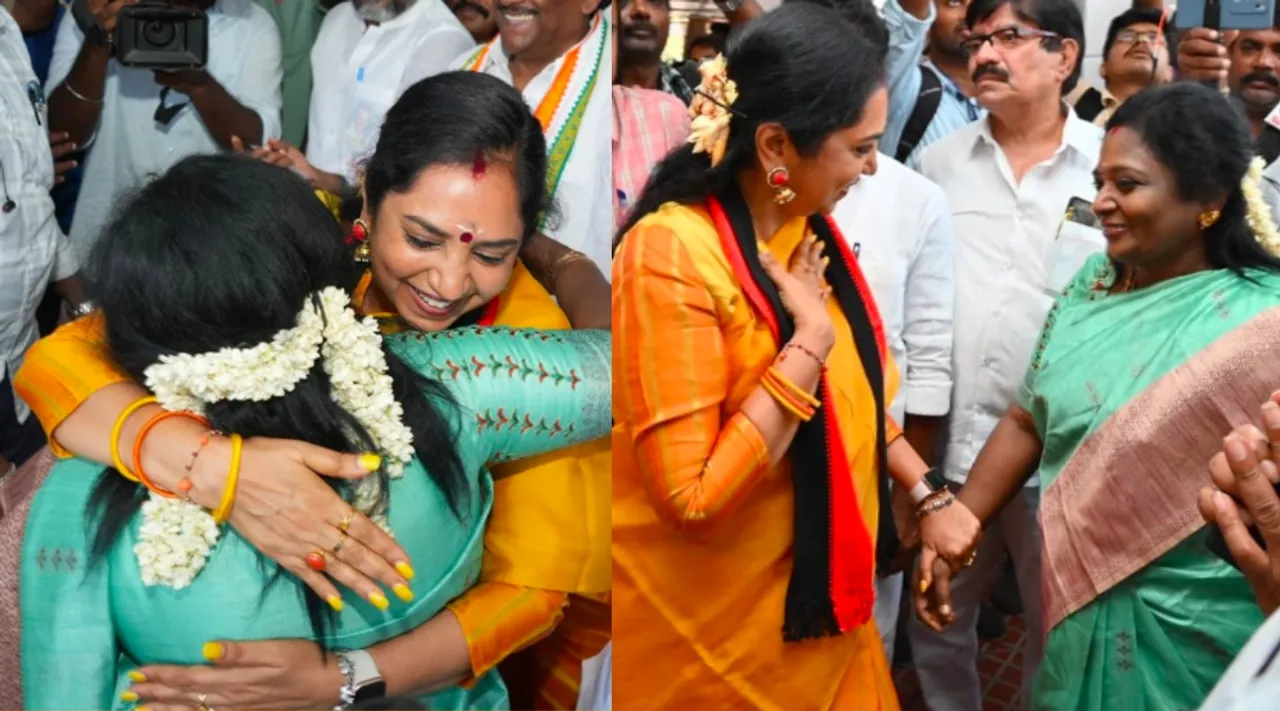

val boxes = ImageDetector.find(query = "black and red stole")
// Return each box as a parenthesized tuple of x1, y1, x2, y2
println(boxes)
(707, 187, 899, 641)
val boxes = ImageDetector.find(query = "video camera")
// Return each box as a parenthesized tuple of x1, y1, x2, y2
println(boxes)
(72, 0, 208, 70)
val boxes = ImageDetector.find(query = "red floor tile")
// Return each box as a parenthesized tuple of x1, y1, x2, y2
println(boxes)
(895, 615, 1026, 711)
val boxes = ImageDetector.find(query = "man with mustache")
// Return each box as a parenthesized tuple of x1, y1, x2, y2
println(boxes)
(449, 0, 497, 42)
(452, 0, 611, 276)
(1072, 7, 1172, 125)
(616, 0, 692, 104)
(248, 0, 475, 194)
(1179, 27, 1280, 162)
(905, 0, 1102, 709)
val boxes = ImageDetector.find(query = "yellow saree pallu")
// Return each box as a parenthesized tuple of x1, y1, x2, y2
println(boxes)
(612, 200, 901, 711)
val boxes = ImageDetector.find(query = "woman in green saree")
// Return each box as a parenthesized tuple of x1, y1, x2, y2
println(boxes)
(917, 83, 1280, 710)
(18, 153, 610, 710)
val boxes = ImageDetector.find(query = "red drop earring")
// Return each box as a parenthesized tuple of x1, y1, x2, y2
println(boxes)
(767, 167, 796, 205)
(350, 219, 371, 263)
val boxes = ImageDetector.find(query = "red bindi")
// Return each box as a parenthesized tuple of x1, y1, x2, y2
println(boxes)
(472, 151, 486, 179)
(460, 231, 474, 244)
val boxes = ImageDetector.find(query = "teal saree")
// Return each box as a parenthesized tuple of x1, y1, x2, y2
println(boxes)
(1021, 254, 1280, 710)
(20, 327, 611, 711)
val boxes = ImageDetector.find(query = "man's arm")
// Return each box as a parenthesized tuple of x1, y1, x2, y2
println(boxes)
(181, 10, 283, 149)
(879, 0, 935, 157)
(900, 181, 955, 465)
(45, 17, 114, 146)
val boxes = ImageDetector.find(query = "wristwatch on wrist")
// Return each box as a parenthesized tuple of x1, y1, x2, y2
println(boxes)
(70, 300, 98, 319)
(335, 649, 386, 710)
(923, 467, 948, 493)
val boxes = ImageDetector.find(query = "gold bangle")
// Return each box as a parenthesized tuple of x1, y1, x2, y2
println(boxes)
(761, 374, 814, 422)
(765, 367, 821, 408)
(546, 249, 591, 290)
(110, 396, 158, 483)
(211, 434, 243, 524)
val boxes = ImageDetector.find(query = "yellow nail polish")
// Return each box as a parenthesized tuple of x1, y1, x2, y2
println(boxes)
(121, 691, 139, 703)
(202, 641, 224, 661)
(395, 561, 416, 580)
(369, 592, 390, 610)
(359, 453, 382, 472)
(393, 583, 414, 602)
(138, 706, 153, 711)
(127, 670, 146, 683)
(327, 595, 345, 612)
(919, 580, 928, 594)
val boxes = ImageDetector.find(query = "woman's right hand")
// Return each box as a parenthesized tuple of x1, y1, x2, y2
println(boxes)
(192, 437, 415, 607)
(758, 235, 834, 347)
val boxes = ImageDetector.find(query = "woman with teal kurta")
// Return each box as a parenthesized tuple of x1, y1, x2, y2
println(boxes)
(916, 84, 1280, 710)
(18, 154, 610, 710)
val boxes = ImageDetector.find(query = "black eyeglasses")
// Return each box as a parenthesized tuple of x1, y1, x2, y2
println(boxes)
(961, 25, 1061, 55)
(1115, 29, 1160, 45)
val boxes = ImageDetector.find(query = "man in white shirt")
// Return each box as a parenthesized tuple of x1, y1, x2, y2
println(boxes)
(830, 152, 955, 663)
(453, 0, 612, 277)
(45, 0, 282, 261)
(0, 5, 83, 473)
(906, 0, 1104, 708)
(286, 0, 475, 190)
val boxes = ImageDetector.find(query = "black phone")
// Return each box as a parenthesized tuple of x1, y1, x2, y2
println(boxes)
(1205, 481, 1280, 569)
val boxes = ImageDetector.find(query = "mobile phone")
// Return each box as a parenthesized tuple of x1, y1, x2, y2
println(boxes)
(1175, 0, 1277, 31)
(1205, 481, 1280, 570)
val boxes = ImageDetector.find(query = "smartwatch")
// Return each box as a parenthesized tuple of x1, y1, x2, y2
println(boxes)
(923, 467, 948, 493)
(336, 649, 387, 710)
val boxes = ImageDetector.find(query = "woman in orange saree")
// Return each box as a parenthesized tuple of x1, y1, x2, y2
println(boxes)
(611, 6, 980, 710)
(14, 72, 607, 710)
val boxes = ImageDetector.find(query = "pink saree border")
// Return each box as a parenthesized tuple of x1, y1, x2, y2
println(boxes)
(1041, 308, 1280, 631)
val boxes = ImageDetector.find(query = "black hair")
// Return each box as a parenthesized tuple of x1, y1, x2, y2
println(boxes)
(966, 0, 1085, 94)
(1101, 7, 1166, 59)
(1107, 83, 1280, 275)
(688, 33, 725, 55)
(784, 0, 889, 61)
(615, 2, 885, 243)
(84, 154, 468, 647)
(360, 71, 554, 241)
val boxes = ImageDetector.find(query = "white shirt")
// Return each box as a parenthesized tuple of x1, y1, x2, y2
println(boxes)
(1199, 607, 1280, 710)
(307, 0, 474, 180)
(452, 15, 613, 278)
(830, 153, 955, 425)
(917, 111, 1105, 485)
(0, 8, 78, 423)
(46, 0, 283, 262)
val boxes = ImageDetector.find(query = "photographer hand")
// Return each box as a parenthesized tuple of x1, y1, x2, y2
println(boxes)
(154, 69, 212, 96)
(48, 132, 77, 184)
(88, 0, 139, 34)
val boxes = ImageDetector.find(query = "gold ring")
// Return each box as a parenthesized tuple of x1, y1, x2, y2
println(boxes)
(964, 551, 977, 568)
(331, 532, 349, 556)
(337, 510, 355, 533)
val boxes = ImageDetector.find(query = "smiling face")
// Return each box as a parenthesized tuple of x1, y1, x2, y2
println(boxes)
(366, 163, 525, 331)
(779, 85, 888, 216)
(1091, 126, 1212, 269)
(495, 0, 594, 62)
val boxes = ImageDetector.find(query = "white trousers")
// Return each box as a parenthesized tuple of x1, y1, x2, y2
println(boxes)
(576, 641, 612, 710)
(907, 487, 1045, 711)
(874, 572, 904, 662)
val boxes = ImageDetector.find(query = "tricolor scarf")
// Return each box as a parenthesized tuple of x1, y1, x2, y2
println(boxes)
(708, 188, 899, 641)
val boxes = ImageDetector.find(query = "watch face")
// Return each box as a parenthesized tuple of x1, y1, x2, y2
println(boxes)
(353, 680, 387, 703)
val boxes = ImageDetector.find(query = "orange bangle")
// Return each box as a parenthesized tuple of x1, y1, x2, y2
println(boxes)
(131, 410, 211, 498)
(761, 373, 815, 422)
(765, 367, 821, 408)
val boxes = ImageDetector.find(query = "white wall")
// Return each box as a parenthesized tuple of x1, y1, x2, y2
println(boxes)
(1080, 0, 1135, 89)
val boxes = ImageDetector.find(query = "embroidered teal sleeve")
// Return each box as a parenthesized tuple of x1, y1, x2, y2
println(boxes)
(387, 327, 611, 464)
(22, 460, 121, 710)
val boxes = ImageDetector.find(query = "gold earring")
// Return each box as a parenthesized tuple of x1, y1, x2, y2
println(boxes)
(1198, 209, 1221, 230)
(352, 218, 372, 263)
(767, 167, 796, 206)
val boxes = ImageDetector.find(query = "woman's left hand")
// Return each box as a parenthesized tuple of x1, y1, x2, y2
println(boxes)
(917, 498, 981, 571)
(128, 639, 343, 710)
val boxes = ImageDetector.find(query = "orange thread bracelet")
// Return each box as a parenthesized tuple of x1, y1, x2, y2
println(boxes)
(131, 410, 210, 498)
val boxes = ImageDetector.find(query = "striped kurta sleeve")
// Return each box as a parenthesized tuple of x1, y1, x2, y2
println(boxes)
(448, 582, 568, 684)
(13, 314, 129, 457)
(613, 221, 774, 534)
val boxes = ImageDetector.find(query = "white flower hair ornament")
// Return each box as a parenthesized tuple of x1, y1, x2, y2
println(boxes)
(687, 54, 741, 167)
(136, 286, 414, 589)
(1241, 156, 1280, 257)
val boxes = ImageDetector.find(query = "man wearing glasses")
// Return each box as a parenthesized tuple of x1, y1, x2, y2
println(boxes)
(905, 0, 1102, 709)
(1072, 7, 1173, 125)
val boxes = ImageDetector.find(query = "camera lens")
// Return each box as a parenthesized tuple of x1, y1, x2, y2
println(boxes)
(142, 20, 176, 48)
